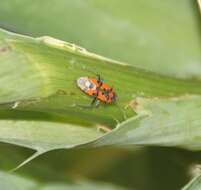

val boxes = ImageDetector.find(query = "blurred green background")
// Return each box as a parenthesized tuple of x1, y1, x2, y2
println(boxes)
(0, 0, 201, 78)
(2, 143, 201, 190)
(0, 0, 201, 190)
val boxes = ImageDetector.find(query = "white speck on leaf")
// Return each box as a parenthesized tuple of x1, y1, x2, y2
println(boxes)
(12, 101, 20, 109)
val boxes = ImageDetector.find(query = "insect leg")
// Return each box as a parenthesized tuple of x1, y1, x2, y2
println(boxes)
(73, 93, 99, 109)
(96, 74, 104, 85)
(94, 100, 100, 107)
(90, 96, 98, 106)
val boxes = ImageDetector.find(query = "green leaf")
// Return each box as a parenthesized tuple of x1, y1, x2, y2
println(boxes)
(0, 170, 128, 190)
(1, 27, 201, 168)
(198, 0, 201, 12)
(0, 0, 200, 77)
(92, 96, 201, 151)
(182, 174, 201, 190)
(0, 110, 102, 151)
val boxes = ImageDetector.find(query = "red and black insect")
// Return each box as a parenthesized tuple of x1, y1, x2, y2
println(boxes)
(77, 74, 116, 107)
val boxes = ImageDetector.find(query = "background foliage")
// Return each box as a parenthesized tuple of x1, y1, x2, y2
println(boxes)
(0, 1, 201, 190)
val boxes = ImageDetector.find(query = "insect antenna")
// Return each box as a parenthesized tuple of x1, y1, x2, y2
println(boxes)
(81, 66, 104, 82)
